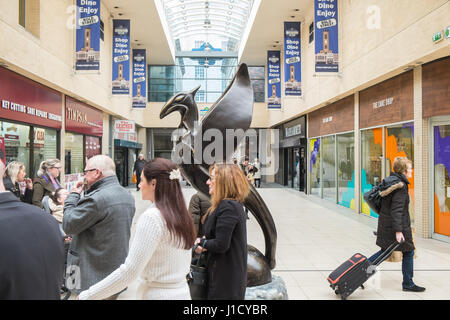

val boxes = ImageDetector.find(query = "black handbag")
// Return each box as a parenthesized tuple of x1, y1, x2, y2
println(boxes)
(186, 245, 208, 300)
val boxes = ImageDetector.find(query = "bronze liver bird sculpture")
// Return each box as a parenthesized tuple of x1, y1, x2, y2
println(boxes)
(159, 63, 277, 286)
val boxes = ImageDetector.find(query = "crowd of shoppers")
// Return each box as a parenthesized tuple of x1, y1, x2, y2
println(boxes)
(0, 153, 424, 300)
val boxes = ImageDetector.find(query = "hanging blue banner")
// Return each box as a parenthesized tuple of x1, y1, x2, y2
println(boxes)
(132, 49, 147, 108)
(75, 0, 100, 71)
(112, 20, 130, 95)
(284, 22, 302, 96)
(267, 51, 281, 109)
(314, 0, 339, 73)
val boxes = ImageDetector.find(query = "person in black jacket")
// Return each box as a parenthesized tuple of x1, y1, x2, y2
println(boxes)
(3, 161, 33, 204)
(368, 156, 425, 293)
(188, 191, 211, 237)
(195, 163, 250, 300)
(0, 160, 64, 299)
(133, 154, 146, 191)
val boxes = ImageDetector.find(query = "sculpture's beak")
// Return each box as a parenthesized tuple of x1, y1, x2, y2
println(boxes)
(160, 103, 187, 120)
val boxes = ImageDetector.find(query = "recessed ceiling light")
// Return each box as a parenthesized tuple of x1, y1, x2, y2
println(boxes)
(114, 6, 119, 9)
(118, 13, 123, 16)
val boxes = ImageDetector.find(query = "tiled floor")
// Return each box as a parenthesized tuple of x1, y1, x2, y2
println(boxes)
(83, 185, 450, 300)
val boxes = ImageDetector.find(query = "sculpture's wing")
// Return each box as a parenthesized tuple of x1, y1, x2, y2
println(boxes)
(199, 63, 253, 162)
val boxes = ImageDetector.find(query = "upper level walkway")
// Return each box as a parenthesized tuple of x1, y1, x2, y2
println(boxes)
(112, 184, 450, 300)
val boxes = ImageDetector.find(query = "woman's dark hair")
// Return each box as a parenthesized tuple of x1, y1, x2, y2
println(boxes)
(50, 188, 65, 205)
(143, 158, 196, 250)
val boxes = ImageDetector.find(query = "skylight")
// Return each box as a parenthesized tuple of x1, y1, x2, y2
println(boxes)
(157, 0, 256, 52)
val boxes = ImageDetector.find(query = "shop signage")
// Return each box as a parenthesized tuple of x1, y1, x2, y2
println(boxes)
(112, 20, 131, 94)
(75, 0, 100, 70)
(0, 68, 62, 129)
(284, 22, 302, 96)
(372, 97, 394, 110)
(114, 120, 135, 133)
(65, 97, 103, 136)
(322, 116, 333, 123)
(132, 49, 147, 108)
(114, 131, 137, 142)
(314, 0, 339, 72)
(285, 124, 302, 138)
(267, 50, 281, 109)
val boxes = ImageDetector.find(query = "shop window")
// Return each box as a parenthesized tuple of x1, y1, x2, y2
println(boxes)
(85, 136, 101, 160)
(309, 137, 321, 196)
(337, 133, 355, 209)
(361, 128, 383, 218)
(32, 127, 57, 178)
(322, 136, 336, 202)
(433, 125, 450, 237)
(385, 122, 415, 224)
(0, 121, 30, 175)
(153, 130, 173, 160)
(18, 0, 40, 38)
(64, 132, 84, 174)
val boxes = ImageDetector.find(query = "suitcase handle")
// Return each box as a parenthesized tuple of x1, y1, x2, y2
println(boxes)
(372, 241, 402, 266)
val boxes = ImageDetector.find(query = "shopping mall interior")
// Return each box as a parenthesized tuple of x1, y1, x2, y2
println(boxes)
(0, 0, 449, 301)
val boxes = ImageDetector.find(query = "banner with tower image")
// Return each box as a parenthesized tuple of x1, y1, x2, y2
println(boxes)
(112, 20, 130, 95)
(132, 49, 147, 108)
(314, 0, 339, 72)
(75, 0, 100, 71)
(284, 21, 302, 96)
(267, 50, 281, 109)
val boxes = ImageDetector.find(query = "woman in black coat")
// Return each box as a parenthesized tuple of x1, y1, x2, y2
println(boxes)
(195, 163, 250, 300)
(369, 156, 425, 292)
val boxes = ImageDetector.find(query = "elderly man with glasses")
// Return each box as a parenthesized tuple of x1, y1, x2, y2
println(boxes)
(63, 155, 136, 300)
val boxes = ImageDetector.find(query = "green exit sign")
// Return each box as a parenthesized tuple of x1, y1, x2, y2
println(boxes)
(433, 31, 444, 43)
(446, 26, 450, 39)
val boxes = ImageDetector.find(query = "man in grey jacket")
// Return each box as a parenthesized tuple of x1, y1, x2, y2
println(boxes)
(63, 155, 135, 299)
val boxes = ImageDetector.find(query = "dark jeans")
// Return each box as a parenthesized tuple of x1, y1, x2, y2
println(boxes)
(254, 178, 261, 188)
(368, 250, 415, 289)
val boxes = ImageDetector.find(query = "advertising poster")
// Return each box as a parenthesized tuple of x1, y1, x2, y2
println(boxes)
(112, 20, 130, 94)
(132, 49, 147, 108)
(75, 0, 100, 71)
(284, 21, 302, 96)
(267, 50, 281, 109)
(314, 0, 339, 73)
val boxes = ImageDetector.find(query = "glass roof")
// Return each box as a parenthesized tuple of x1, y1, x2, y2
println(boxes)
(159, 0, 255, 52)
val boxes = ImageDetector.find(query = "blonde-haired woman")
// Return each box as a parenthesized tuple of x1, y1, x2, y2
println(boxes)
(195, 163, 250, 300)
(32, 159, 62, 208)
(3, 161, 33, 203)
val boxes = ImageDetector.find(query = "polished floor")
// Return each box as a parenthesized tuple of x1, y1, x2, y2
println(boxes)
(74, 184, 450, 300)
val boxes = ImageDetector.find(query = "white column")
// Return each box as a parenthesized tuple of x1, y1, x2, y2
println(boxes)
(354, 92, 360, 214)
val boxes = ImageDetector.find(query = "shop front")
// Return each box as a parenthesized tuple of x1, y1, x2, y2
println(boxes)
(423, 57, 450, 241)
(308, 95, 355, 208)
(114, 137, 142, 187)
(113, 120, 142, 187)
(0, 67, 62, 177)
(276, 116, 307, 192)
(359, 70, 414, 219)
(64, 96, 103, 190)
